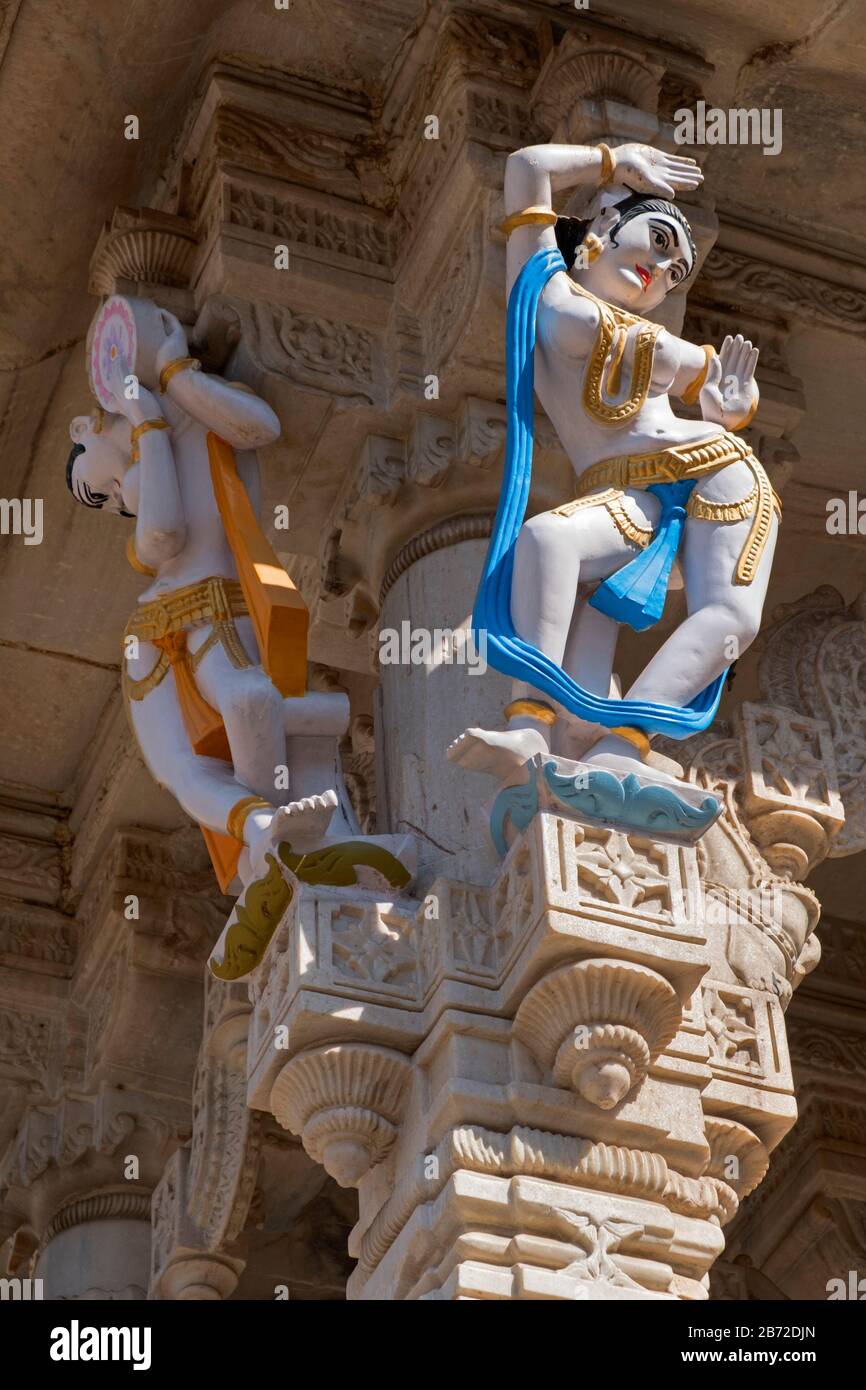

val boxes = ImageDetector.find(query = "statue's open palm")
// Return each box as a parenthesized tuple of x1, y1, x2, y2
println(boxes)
(611, 144, 703, 199)
(699, 334, 758, 427)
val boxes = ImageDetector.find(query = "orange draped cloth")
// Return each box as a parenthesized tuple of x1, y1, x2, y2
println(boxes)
(178, 433, 309, 891)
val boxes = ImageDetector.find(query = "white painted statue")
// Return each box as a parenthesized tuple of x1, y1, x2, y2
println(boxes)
(448, 141, 780, 848)
(68, 297, 412, 977)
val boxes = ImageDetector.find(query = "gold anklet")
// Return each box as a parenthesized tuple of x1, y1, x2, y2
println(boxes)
(505, 698, 557, 726)
(610, 725, 651, 760)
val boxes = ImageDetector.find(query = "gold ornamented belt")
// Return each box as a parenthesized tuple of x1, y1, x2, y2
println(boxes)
(123, 576, 251, 704)
(554, 432, 781, 585)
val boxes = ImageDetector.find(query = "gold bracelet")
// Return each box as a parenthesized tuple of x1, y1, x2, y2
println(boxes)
(680, 345, 715, 406)
(129, 418, 169, 446)
(504, 698, 557, 726)
(159, 355, 201, 394)
(499, 206, 558, 238)
(598, 143, 616, 185)
(610, 726, 651, 761)
(226, 795, 274, 843)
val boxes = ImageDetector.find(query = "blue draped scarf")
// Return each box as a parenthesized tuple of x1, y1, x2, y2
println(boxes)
(471, 246, 728, 739)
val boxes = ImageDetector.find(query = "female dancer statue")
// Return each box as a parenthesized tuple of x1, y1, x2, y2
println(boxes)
(449, 141, 778, 793)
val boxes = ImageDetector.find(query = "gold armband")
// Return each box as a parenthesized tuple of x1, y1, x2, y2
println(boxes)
(226, 795, 274, 843)
(129, 417, 169, 464)
(680, 345, 715, 406)
(126, 535, 156, 577)
(499, 206, 558, 238)
(159, 355, 201, 394)
(598, 142, 616, 185)
(504, 698, 557, 726)
(130, 418, 169, 446)
(611, 726, 651, 761)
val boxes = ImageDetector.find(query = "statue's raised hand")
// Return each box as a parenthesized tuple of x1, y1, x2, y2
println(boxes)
(699, 334, 759, 429)
(611, 144, 703, 200)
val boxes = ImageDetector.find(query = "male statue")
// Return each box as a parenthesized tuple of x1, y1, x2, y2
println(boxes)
(67, 299, 411, 975)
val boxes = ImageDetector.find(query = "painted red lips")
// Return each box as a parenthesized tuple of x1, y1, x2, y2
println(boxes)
(635, 263, 653, 289)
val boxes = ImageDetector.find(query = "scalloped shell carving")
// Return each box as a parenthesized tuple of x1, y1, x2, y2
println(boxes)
(271, 1044, 411, 1131)
(535, 48, 662, 136)
(514, 958, 681, 1106)
(704, 1116, 770, 1199)
(90, 228, 198, 297)
(269, 1044, 412, 1186)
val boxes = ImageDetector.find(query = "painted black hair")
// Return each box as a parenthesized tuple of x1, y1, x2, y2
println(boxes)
(554, 189, 696, 277)
(65, 440, 134, 517)
(553, 216, 591, 272)
(66, 442, 108, 509)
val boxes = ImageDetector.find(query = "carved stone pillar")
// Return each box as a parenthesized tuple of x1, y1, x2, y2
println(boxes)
(35, 1191, 152, 1302)
(243, 773, 812, 1300)
(0, 1086, 184, 1301)
(377, 520, 509, 888)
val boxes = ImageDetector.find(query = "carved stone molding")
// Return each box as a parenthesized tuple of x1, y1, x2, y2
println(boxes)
(41, 1189, 152, 1252)
(736, 702, 845, 877)
(186, 974, 262, 1249)
(756, 588, 866, 855)
(345, 400, 506, 519)
(0, 827, 63, 906)
(380, 513, 493, 603)
(0, 1085, 188, 1240)
(357, 1122, 733, 1280)
(0, 901, 74, 971)
(150, 1147, 244, 1301)
(193, 295, 380, 405)
(221, 177, 393, 269)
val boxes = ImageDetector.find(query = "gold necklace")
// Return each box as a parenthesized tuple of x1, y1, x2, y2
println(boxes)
(568, 280, 662, 426)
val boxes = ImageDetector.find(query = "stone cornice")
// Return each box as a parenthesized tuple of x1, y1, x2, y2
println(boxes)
(715, 211, 866, 294)
(699, 240, 866, 335)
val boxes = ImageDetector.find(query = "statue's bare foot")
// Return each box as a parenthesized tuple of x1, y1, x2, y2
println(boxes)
(583, 734, 680, 788)
(245, 791, 338, 883)
(447, 726, 550, 779)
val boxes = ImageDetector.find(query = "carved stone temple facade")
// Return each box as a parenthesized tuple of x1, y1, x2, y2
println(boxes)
(1, 1, 865, 1302)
